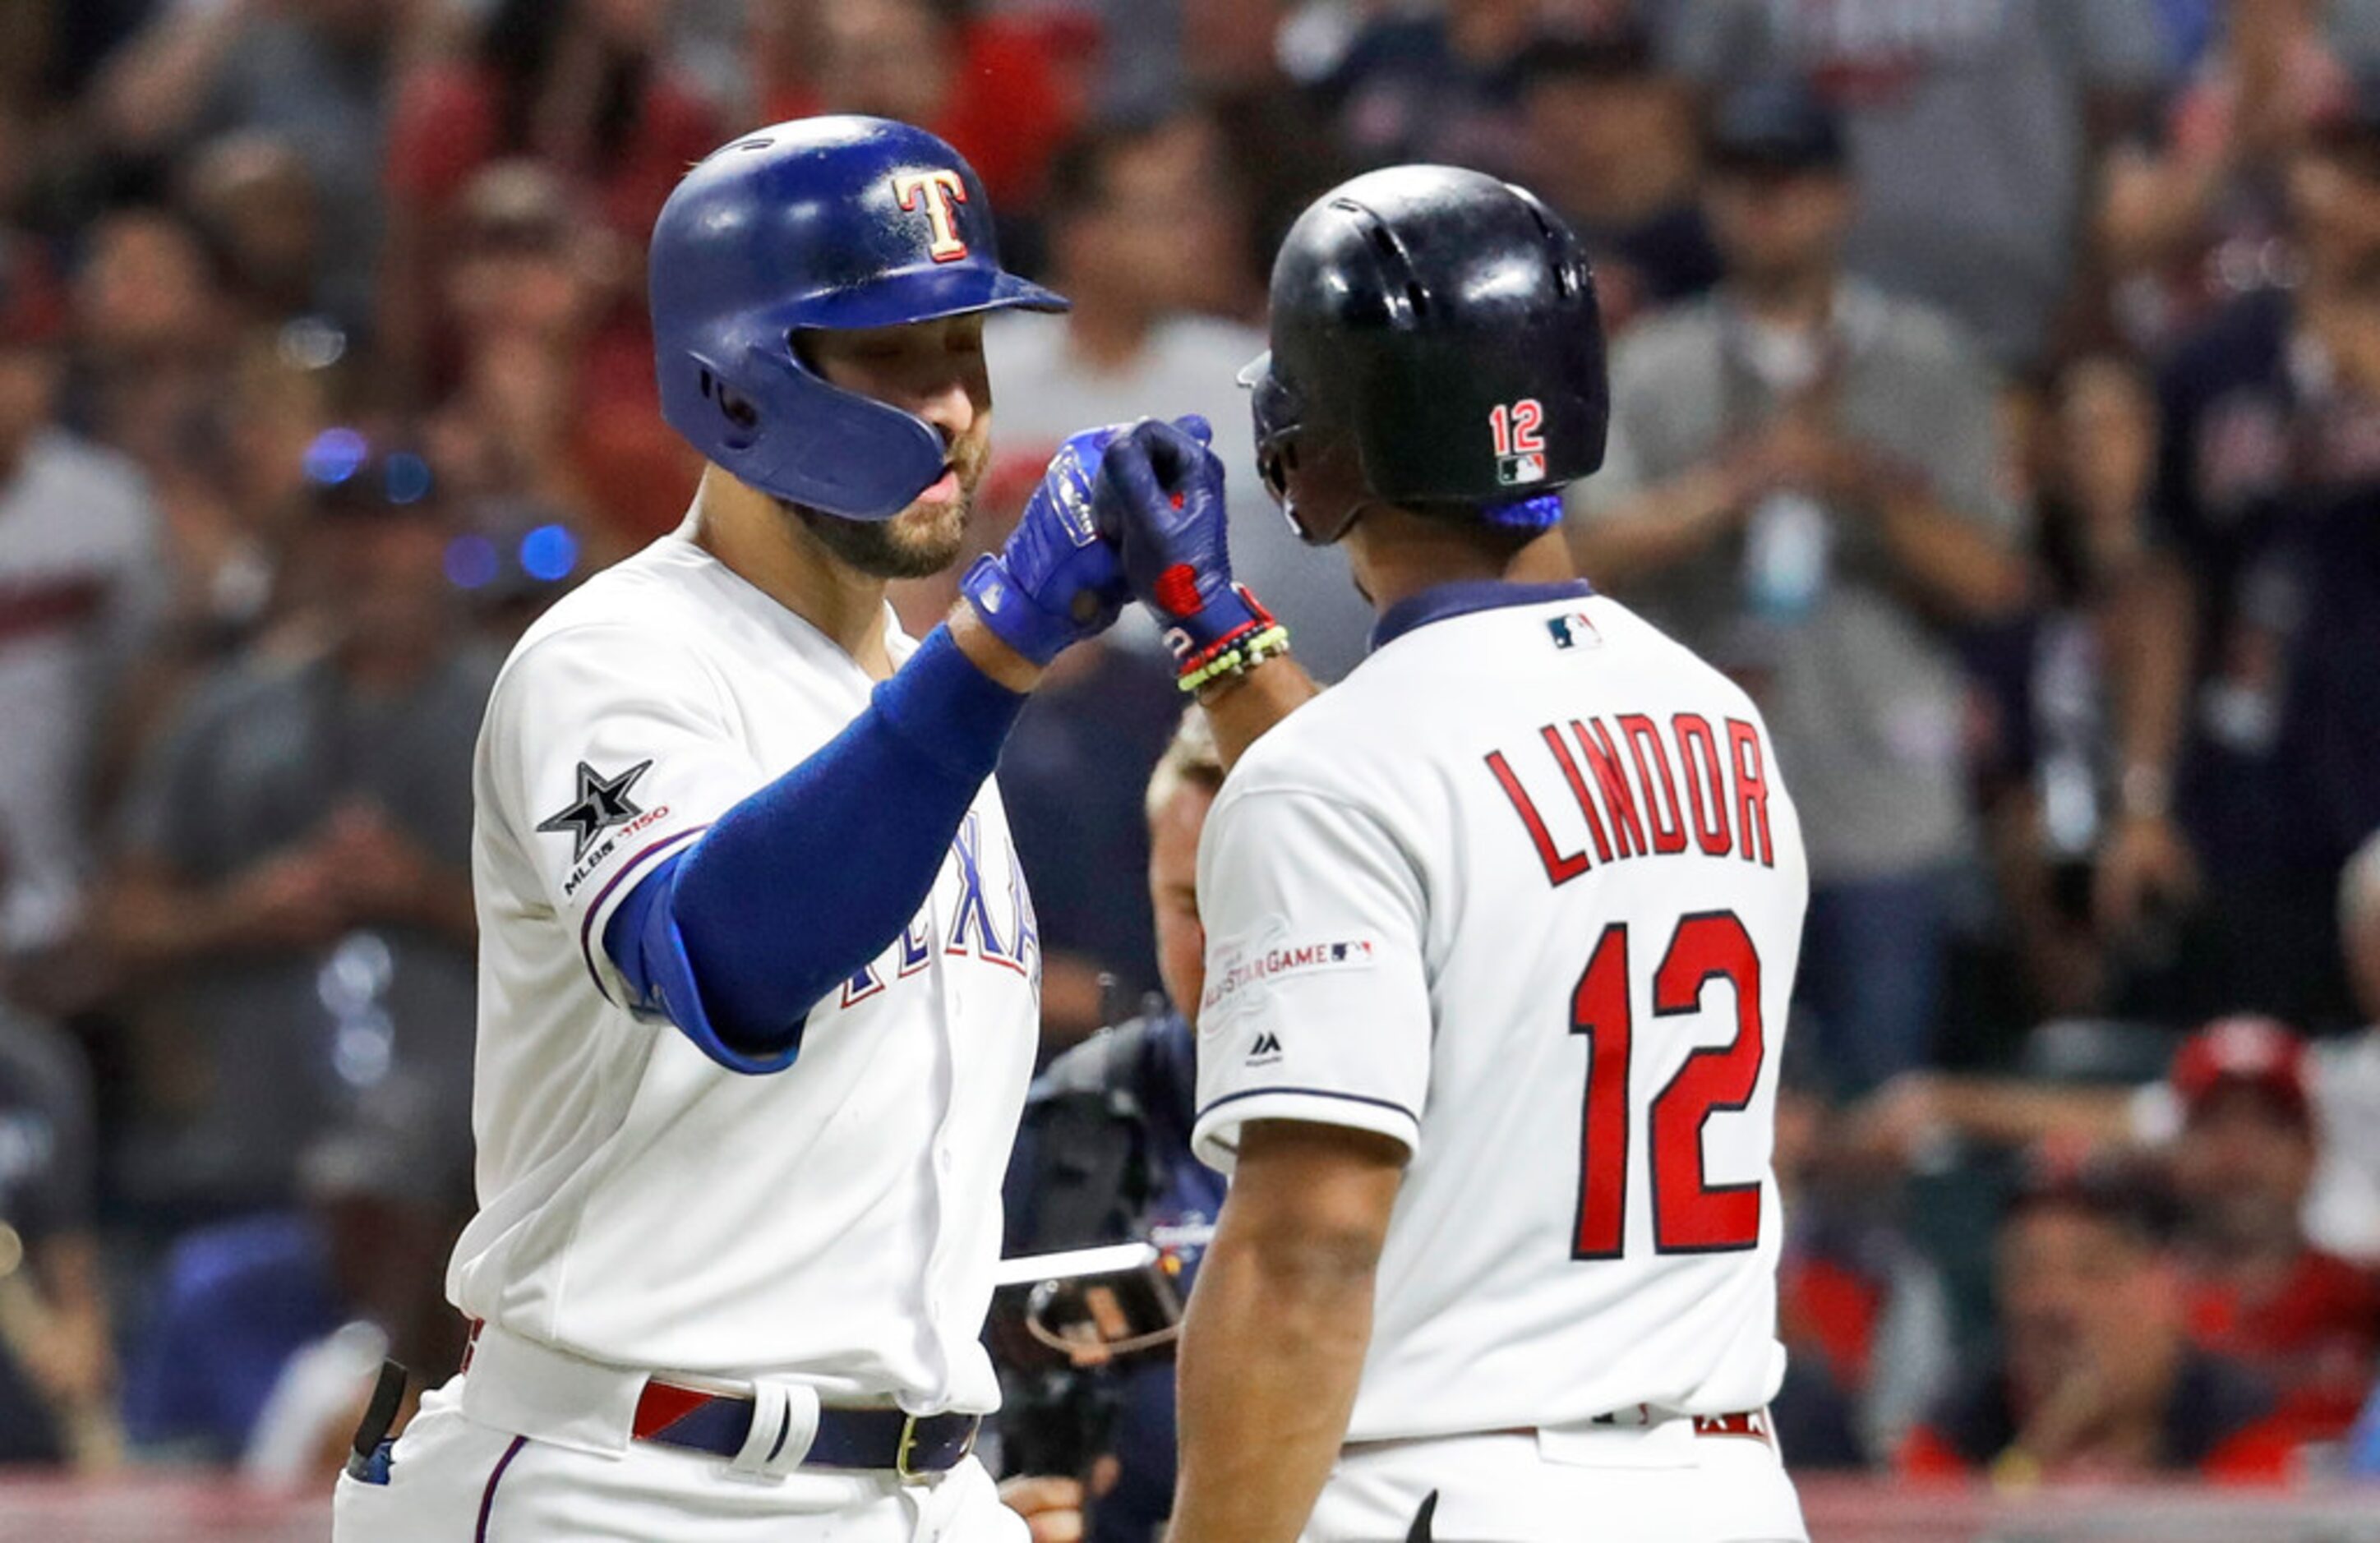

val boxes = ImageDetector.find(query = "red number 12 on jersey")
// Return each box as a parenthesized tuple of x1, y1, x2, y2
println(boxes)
(1570, 910, 1766, 1258)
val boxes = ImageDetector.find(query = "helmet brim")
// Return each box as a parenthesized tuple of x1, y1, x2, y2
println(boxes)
(788, 265, 1070, 332)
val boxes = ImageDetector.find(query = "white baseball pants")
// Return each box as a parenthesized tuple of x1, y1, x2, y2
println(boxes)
(333, 1378, 1026, 1543)
(1307, 1420, 1808, 1543)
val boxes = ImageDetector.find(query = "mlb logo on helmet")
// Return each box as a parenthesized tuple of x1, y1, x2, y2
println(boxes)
(1498, 451, 1547, 486)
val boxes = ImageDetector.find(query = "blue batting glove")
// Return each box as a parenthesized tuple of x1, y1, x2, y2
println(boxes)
(962, 425, 1133, 667)
(1091, 417, 1266, 669)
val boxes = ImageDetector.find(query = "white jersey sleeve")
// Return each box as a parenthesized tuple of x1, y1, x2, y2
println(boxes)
(479, 622, 768, 1002)
(1190, 784, 1432, 1171)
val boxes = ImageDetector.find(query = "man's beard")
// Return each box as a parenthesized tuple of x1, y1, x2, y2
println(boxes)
(784, 431, 988, 579)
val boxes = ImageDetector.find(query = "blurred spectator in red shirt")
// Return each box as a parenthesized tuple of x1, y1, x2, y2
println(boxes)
(381, 0, 722, 405)
(1770, 1055, 1953, 1467)
(1900, 1153, 2299, 1485)
(754, 0, 1077, 215)
(421, 160, 690, 555)
(2166, 1015, 2380, 1439)
(1852, 850, 2380, 1266)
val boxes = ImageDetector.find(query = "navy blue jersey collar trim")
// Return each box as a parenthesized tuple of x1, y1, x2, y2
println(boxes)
(1370, 578, 1598, 652)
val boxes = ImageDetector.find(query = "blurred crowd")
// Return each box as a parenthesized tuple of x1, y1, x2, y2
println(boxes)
(3, 0, 2380, 1505)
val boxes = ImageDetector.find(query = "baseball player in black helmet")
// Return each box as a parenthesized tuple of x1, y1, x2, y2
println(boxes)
(1242, 164, 1609, 546)
(1092, 168, 1811, 1542)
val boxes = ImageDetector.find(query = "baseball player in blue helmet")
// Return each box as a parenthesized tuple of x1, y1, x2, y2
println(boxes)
(332, 116, 1146, 1541)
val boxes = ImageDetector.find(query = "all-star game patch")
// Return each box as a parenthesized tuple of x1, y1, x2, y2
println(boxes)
(1201, 921, 1380, 1023)
(538, 761, 675, 898)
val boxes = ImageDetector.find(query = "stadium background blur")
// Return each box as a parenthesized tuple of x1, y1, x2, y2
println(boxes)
(7, 0, 2380, 1536)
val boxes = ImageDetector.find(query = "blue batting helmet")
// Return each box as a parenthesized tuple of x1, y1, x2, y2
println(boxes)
(649, 116, 1068, 520)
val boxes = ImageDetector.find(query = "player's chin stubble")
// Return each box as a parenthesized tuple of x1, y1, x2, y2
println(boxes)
(786, 434, 987, 580)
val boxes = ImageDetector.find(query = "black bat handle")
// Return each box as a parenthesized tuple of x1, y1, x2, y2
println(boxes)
(346, 1359, 409, 1477)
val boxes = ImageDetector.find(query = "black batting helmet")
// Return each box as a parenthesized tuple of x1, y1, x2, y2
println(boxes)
(1241, 165, 1608, 544)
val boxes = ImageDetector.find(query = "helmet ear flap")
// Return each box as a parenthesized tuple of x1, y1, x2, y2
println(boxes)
(663, 327, 946, 519)
(723, 339, 948, 518)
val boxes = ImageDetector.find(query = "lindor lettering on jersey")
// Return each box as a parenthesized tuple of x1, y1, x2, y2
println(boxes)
(1485, 710, 1776, 882)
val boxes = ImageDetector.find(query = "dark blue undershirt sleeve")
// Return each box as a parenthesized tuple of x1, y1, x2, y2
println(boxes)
(602, 624, 1027, 1073)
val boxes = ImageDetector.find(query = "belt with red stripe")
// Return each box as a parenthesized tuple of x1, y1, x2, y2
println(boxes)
(633, 1379, 980, 1476)
(1589, 1405, 1773, 1447)
(459, 1322, 980, 1476)
(1349, 1406, 1778, 1454)
(1688, 1410, 1773, 1445)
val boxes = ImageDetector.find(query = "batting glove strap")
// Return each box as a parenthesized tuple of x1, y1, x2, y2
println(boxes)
(1174, 587, 1289, 693)
(961, 552, 1088, 669)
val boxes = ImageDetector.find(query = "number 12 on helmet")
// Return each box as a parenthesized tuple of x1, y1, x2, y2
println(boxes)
(1490, 399, 1548, 486)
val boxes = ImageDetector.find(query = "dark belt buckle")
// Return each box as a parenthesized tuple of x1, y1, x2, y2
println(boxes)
(895, 1412, 979, 1482)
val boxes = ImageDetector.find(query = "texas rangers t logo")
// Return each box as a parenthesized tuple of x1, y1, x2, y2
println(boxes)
(892, 170, 970, 262)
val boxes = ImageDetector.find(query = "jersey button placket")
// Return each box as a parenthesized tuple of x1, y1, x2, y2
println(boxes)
(915, 915, 968, 1382)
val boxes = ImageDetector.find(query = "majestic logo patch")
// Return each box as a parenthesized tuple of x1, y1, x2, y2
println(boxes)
(891, 170, 970, 262)
(538, 760, 653, 862)
(1248, 1030, 1285, 1066)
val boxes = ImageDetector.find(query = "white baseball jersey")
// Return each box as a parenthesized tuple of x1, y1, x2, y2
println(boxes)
(451, 532, 1040, 1412)
(1192, 583, 1808, 1442)
(0, 429, 162, 951)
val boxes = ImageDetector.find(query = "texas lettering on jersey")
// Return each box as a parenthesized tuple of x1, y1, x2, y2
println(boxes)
(1484, 710, 1776, 884)
(536, 767, 1038, 1011)
(842, 809, 1040, 1006)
